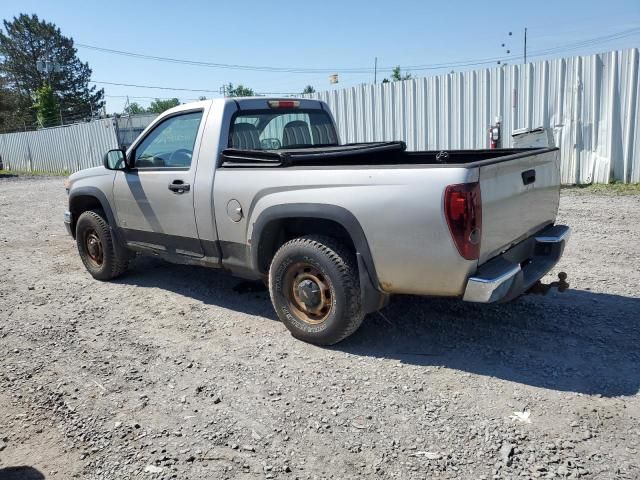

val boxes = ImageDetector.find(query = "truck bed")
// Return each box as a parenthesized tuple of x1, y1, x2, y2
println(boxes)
(220, 141, 556, 168)
(220, 140, 562, 274)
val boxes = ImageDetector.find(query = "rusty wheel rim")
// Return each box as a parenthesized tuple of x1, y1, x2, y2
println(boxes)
(84, 229, 104, 268)
(284, 261, 333, 325)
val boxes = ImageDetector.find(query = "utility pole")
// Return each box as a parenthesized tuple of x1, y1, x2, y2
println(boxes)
(524, 27, 528, 64)
(374, 57, 378, 84)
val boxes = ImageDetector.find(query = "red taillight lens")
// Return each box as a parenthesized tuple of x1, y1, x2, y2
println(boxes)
(444, 182, 482, 260)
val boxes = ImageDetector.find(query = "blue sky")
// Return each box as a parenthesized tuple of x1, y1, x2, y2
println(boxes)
(1, 0, 639, 113)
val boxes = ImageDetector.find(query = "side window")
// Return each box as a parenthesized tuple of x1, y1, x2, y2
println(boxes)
(134, 111, 203, 168)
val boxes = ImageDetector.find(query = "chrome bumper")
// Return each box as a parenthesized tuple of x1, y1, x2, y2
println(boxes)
(463, 225, 570, 303)
(64, 211, 73, 237)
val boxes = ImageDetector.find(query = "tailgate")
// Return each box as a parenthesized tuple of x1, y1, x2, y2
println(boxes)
(478, 149, 561, 265)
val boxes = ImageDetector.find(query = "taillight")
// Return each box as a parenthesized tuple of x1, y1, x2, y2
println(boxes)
(444, 182, 482, 260)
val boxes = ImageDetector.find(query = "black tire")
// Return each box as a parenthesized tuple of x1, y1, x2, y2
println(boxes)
(268, 235, 364, 345)
(76, 209, 129, 280)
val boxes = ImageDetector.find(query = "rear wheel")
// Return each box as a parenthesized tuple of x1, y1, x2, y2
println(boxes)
(268, 235, 364, 345)
(76, 209, 129, 280)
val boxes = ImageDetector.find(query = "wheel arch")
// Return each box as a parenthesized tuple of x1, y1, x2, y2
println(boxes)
(251, 204, 372, 276)
(68, 187, 119, 242)
(251, 204, 388, 313)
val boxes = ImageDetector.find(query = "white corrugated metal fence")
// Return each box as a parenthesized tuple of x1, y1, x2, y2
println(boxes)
(0, 118, 119, 173)
(308, 48, 639, 184)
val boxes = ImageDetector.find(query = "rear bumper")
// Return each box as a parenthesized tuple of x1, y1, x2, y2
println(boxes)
(462, 224, 570, 303)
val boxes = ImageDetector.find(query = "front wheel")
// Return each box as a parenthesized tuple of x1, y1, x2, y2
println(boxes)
(76, 209, 129, 280)
(268, 235, 364, 345)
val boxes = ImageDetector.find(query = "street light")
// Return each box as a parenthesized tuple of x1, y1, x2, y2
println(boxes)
(36, 58, 63, 75)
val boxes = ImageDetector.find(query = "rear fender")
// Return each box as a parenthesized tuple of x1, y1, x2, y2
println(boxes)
(251, 203, 387, 313)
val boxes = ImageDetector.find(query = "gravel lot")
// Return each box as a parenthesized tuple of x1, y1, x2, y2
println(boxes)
(1, 176, 639, 480)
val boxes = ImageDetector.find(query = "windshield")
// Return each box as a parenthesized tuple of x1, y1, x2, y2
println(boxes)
(229, 109, 338, 150)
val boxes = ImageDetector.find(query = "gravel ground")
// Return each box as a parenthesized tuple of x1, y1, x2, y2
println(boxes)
(0, 177, 639, 480)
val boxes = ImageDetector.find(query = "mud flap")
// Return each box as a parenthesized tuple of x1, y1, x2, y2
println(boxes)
(357, 252, 389, 314)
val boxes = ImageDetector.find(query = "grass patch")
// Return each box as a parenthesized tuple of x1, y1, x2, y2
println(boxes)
(562, 182, 640, 196)
(0, 168, 69, 177)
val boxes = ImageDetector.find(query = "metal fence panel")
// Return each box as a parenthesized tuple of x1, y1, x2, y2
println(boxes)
(308, 48, 639, 184)
(0, 118, 119, 174)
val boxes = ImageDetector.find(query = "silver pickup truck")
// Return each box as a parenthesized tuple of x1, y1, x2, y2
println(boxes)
(64, 98, 570, 345)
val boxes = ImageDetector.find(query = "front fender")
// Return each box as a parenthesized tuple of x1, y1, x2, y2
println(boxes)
(68, 186, 125, 249)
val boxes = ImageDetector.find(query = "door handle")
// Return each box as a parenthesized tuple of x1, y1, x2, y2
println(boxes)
(521, 169, 536, 185)
(168, 181, 190, 194)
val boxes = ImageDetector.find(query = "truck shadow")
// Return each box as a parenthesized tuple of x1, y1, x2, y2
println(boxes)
(116, 256, 277, 320)
(339, 290, 640, 397)
(0, 466, 45, 480)
(118, 257, 639, 397)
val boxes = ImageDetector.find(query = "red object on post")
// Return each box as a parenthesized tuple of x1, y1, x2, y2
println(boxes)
(489, 124, 501, 149)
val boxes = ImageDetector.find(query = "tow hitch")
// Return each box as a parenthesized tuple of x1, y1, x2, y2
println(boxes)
(527, 272, 569, 295)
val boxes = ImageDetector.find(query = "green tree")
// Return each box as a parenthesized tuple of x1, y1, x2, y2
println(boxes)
(224, 83, 254, 97)
(383, 66, 412, 83)
(147, 98, 180, 114)
(302, 85, 316, 94)
(124, 102, 147, 115)
(33, 83, 58, 127)
(0, 77, 23, 131)
(0, 13, 104, 126)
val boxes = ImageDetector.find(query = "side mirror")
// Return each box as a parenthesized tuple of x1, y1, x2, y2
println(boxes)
(104, 148, 128, 170)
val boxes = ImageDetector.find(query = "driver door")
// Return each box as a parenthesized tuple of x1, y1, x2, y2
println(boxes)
(113, 110, 205, 257)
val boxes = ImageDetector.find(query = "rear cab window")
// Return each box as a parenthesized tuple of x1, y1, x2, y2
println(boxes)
(229, 109, 338, 150)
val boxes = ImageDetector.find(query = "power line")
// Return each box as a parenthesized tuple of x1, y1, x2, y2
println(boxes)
(94, 80, 219, 93)
(70, 46, 506, 73)
(527, 28, 640, 57)
(95, 81, 302, 96)
(77, 27, 640, 75)
(78, 43, 370, 74)
(105, 94, 201, 102)
(401, 28, 640, 70)
(77, 41, 505, 73)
